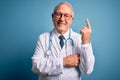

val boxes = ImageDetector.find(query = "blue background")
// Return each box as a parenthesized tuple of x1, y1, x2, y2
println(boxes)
(0, 0, 120, 80)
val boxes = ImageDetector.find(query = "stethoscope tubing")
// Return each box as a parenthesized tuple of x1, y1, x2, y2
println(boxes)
(46, 28, 74, 56)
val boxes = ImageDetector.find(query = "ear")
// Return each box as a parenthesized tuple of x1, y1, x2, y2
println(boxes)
(52, 13, 54, 18)
(52, 13, 54, 21)
(72, 17, 74, 21)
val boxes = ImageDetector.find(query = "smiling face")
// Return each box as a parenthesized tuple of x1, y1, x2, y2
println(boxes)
(52, 3, 74, 34)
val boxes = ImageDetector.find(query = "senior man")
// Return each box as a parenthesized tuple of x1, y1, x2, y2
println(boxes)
(32, 2, 95, 80)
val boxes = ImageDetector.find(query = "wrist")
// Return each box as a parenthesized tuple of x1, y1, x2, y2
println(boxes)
(63, 58, 66, 66)
(82, 40, 90, 44)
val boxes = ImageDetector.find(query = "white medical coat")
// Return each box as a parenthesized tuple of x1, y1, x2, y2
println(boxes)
(32, 28, 95, 80)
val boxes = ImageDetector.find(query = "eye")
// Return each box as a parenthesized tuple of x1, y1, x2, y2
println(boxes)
(64, 14, 71, 17)
(54, 12, 61, 16)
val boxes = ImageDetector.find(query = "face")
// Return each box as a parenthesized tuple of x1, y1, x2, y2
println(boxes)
(52, 4, 74, 34)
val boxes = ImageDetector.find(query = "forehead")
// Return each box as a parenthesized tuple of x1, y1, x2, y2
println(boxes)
(55, 4, 72, 14)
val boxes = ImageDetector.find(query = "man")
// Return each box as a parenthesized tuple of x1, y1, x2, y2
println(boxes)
(32, 2, 95, 80)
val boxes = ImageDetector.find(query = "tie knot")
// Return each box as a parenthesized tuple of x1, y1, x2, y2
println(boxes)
(59, 35, 65, 40)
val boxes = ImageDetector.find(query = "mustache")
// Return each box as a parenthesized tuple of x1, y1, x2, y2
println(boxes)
(57, 21, 66, 24)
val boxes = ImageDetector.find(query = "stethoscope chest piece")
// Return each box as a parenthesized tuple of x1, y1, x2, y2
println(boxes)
(46, 50, 51, 56)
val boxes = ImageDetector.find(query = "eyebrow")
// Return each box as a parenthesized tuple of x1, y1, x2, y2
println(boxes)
(54, 11, 72, 15)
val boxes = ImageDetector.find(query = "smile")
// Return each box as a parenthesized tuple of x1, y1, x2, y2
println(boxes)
(57, 22, 66, 25)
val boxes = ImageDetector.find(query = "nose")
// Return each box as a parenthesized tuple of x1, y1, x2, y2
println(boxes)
(59, 14, 65, 21)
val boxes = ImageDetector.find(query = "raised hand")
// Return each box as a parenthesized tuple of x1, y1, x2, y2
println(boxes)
(80, 19, 92, 44)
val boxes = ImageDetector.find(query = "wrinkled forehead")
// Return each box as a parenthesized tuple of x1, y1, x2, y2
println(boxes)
(54, 4, 73, 15)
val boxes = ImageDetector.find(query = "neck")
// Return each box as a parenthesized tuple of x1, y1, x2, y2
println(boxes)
(56, 29, 69, 35)
(59, 31, 65, 35)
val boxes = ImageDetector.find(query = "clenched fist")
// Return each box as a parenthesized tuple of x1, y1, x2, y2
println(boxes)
(80, 19, 92, 44)
(63, 54, 80, 67)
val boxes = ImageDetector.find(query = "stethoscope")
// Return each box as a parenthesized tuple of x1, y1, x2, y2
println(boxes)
(45, 28, 74, 57)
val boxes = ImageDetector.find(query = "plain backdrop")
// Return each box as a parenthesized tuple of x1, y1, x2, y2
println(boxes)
(0, 0, 120, 80)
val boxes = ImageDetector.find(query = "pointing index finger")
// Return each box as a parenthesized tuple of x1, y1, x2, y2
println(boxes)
(86, 19, 91, 29)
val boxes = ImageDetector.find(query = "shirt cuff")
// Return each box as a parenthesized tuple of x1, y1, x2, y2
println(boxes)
(81, 43, 91, 47)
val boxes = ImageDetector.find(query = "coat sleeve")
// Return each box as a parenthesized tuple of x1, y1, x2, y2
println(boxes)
(79, 43, 95, 75)
(32, 34, 63, 76)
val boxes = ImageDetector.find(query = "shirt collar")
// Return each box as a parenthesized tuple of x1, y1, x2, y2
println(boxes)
(54, 28, 70, 40)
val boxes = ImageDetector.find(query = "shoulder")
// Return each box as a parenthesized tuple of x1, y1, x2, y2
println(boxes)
(36, 31, 51, 44)
(38, 31, 50, 39)
(71, 29, 81, 38)
(71, 29, 82, 44)
(36, 31, 51, 47)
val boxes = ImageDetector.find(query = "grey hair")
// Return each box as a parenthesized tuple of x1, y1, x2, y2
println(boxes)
(53, 2, 74, 17)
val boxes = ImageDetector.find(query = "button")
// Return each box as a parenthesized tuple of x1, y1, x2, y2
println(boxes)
(46, 50, 51, 56)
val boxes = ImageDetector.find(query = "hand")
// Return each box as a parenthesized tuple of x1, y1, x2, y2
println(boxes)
(63, 54, 80, 67)
(80, 19, 92, 44)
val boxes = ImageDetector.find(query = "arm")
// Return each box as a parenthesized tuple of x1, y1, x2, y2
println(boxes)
(62, 43, 95, 74)
(79, 19, 95, 75)
(32, 35, 63, 76)
(79, 43, 95, 75)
